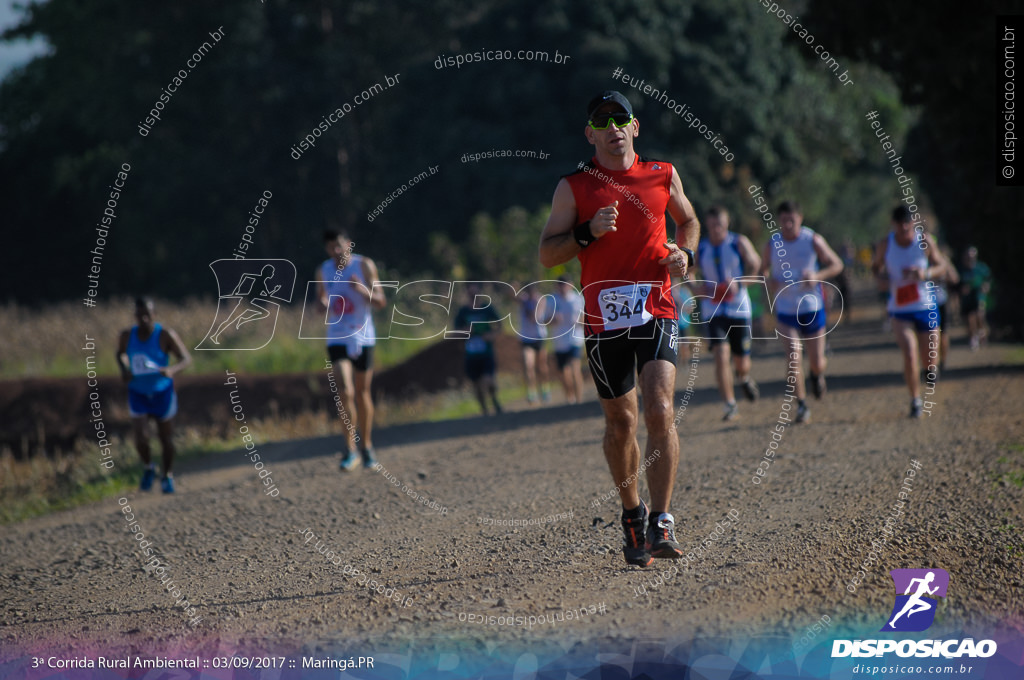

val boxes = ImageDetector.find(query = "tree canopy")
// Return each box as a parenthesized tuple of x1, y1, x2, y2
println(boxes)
(4, 0, 1014, 333)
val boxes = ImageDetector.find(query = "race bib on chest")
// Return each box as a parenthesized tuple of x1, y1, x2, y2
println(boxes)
(330, 294, 355, 318)
(712, 281, 736, 303)
(599, 284, 653, 330)
(131, 354, 160, 375)
(896, 282, 920, 306)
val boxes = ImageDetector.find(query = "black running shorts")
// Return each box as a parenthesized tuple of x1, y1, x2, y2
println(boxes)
(465, 354, 496, 381)
(705, 315, 752, 356)
(327, 344, 374, 372)
(584, 318, 678, 400)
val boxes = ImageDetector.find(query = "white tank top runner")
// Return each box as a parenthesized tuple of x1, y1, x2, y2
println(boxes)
(697, 232, 752, 320)
(519, 297, 549, 340)
(770, 226, 823, 315)
(550, 291, 585, 352)
(885, 232, 932, 313)
(321, 255, 376, 346)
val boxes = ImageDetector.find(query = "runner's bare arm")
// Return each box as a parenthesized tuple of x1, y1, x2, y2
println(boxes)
(738, 234, 762, 276)
(758, 242, 772, 279)
(535, 293, 549, 324)
(809, 234, 844, 281)
(315, 269, 328, 309)
(360, 257, 387, 310)
(160, 328, 193, 377)
(945, 254, 961, 286)
(116, 330, 131, 382)
(538, 180, 580, 268)
(923, 235, 951, 281)
(871, 237, 890, 281)
(665, 167, 700, 254)
(538, 180, 618, 267)
(658, 168, 699, 278)
(759, 242, 781, 298)
(483, 308, 502, 341)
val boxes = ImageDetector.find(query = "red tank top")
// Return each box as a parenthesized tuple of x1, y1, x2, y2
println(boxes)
(564, 155, 675, 334)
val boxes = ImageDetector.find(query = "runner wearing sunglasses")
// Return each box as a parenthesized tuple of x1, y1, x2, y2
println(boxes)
(539, 90, 701, 567)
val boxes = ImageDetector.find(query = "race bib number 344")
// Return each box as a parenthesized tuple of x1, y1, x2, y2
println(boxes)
(600, 284, 653, 330)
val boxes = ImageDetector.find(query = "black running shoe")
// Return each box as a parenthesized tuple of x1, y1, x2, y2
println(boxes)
(647, 512, 683, 559)
(742, 379, 760, 402)
(811, 373, 826, 400)
(722, 402, 739, 421)
(796, 402, 811, 424)
(621, 501, 653, 567)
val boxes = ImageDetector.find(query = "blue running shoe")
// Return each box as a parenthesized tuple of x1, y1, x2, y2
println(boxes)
(140, 467, 156, 491)
(339, 450, 359, 471)
(160, 476, 175, 494)
(360, 447, 378, 469)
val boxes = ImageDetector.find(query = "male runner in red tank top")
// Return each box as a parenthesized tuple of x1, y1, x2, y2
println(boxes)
(539, 91, 700, 567)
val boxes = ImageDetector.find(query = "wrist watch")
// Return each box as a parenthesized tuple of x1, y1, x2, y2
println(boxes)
(679, 247, 695, 268)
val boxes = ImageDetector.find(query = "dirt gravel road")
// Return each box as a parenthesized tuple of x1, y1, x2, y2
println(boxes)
(2, 304, 1022, 665)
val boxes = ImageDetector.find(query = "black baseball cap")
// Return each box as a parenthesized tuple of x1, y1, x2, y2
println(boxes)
(587, 91, 633, 120)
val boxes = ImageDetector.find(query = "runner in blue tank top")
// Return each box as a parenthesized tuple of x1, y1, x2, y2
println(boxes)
(759, 201, 844, 424)
(116, 298, 192, 493)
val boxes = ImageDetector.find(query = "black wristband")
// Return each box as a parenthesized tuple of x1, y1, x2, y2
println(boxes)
(679, 247, 695, 268)
(573, 220, 595, 248)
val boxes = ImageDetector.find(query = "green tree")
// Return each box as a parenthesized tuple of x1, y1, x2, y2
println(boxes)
(1, 0, 918, 313)
(803, 0, 1024, 335)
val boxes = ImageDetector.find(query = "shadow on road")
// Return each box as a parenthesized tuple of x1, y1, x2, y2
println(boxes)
(181, 358, 1022, 478)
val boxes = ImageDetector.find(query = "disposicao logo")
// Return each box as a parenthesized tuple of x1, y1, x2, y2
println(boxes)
(831, 568, 997, 659)
(882, 568, 948, 632)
